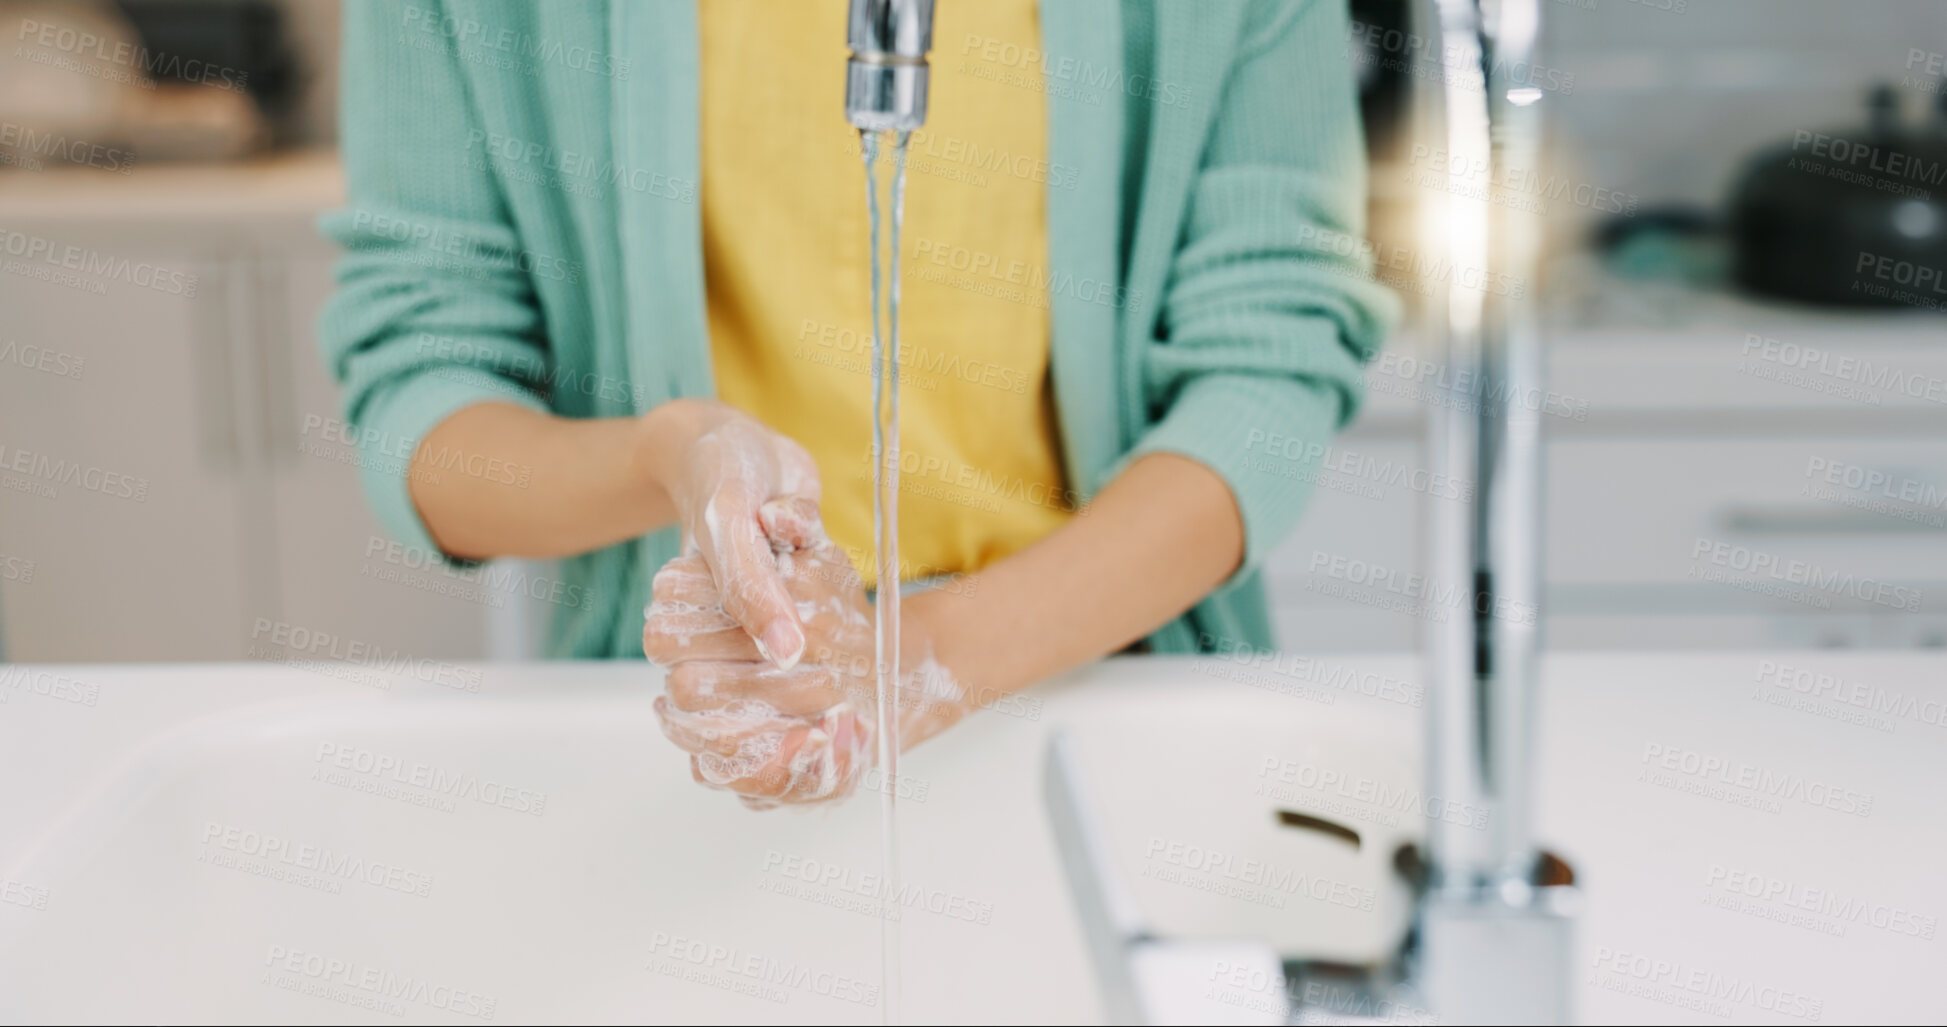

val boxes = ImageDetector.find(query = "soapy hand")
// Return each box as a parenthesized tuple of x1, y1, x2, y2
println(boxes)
(643, 504, 970, 809)
(657, 407, 824, 670)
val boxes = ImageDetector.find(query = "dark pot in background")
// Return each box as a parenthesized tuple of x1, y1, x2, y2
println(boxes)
(1729, 87, 1947, 311)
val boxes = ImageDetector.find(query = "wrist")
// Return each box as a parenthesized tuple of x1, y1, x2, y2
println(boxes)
(633, 398, 718, 493)
(901, 585, 1004, 709)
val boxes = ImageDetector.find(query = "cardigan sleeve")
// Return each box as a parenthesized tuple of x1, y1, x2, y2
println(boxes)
(315, 0, 552, 561)
(1120, 0, 1399, 584)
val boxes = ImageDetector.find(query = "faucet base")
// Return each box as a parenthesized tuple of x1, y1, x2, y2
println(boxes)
(1413, 878, 1582, 1025)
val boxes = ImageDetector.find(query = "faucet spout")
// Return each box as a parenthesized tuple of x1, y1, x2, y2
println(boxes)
(845, 0, 935, 132)
(1423, 0, 1548, 901)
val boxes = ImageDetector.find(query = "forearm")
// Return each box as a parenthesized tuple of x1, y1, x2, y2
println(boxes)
(914, 452, 1243, 701)
(409, 399, 707, 561)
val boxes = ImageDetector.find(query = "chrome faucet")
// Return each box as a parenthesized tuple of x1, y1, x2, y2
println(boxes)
(1413, 0, 1580, 1021)
(1045, 0, 1581, 1022)
(845, 0, 935, 132)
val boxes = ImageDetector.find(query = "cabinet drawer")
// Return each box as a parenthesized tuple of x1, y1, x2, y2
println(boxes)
(1260, 435, 1947, 649)
(1547, 438, 1947, 611)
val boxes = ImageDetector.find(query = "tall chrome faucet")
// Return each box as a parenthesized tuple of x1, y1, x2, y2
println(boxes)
(845, 0, 935, 131)
(1044, 0, 1580, 1022)
(1413, 0, 1580, 1022)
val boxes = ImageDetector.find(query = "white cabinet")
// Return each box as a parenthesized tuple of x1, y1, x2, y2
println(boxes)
(264, 252, 491, 661)
(0, 241, 252, 660)
(0, 156, 489, 662)
(1267, 317, 1947, 653)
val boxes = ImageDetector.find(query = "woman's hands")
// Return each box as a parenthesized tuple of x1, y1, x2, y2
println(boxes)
(643, 508, 972, 809)
(635, 400, 822, 670)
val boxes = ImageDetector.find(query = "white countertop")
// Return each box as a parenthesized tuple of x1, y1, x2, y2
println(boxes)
(1, 651, 1942, 1024)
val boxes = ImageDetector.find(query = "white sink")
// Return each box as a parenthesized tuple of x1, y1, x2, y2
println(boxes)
(0, 659, 1417, 1024)
(2, 653, 1942, 1024)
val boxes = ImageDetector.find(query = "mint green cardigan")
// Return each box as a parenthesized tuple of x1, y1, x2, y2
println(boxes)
(319, 0, 1395, 659)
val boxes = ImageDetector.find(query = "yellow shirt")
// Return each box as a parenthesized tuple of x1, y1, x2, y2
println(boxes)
(699, 0, 1072, 589)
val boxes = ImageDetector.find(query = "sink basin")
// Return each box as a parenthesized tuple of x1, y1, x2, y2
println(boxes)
(2, 652, 1941, 1023)
(0, 658, 1418, 1024)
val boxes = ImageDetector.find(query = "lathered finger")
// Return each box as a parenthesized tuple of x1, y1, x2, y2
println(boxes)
(697, 487, 806, 670)
(642, 603, 763, 665)
(693, 720, 810, 798)
(769, 706, 870, 805)
(653, 694, 801, 757)
(757, 495, 824, 550)
(696, 705, 870, 807)
(663, 660, 856, 718)
(650, 554, 714, 598)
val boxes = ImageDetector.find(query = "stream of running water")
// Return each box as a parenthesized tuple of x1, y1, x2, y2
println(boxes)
(859, 127, 910, 1027)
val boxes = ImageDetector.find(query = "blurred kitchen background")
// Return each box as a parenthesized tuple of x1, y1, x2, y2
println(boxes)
(3, 0, 1945, 663)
